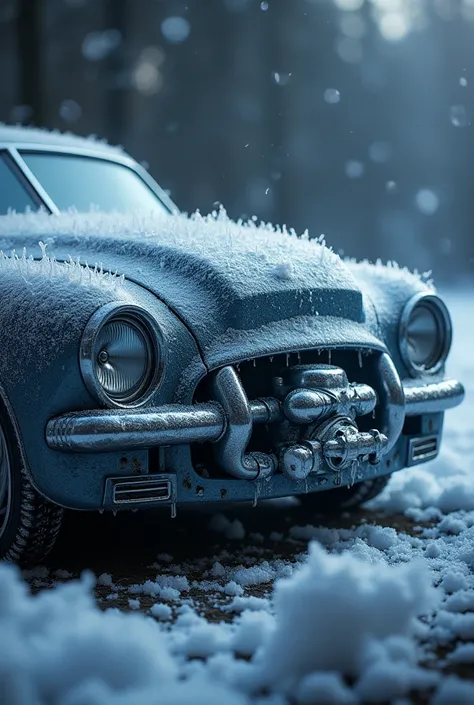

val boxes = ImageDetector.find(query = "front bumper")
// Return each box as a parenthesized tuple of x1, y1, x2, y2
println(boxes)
(46, 367, 464, 455)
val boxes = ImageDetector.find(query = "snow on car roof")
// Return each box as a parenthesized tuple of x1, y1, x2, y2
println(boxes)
(0, 124, 124, 156)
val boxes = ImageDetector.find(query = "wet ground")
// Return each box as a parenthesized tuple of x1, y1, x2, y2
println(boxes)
(36, 500, 423, 610)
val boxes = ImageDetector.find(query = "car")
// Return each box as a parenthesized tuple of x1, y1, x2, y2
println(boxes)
(0, 125, 465, 565)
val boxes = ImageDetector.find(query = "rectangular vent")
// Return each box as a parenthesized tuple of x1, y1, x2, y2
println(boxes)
(408, 436, 439, 466)
(112, 477, 172, 505)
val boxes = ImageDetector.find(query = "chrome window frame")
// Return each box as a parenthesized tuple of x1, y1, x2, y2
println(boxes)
(0, 148, 51, 212)
(0, 142, 177, 215)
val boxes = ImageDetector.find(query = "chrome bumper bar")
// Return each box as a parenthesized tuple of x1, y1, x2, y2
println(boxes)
(46, 374, 464, 454)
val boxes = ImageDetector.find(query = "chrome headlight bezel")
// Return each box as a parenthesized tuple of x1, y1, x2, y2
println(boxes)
(80, 303, 164, 408)
(399, 293, 452, 377)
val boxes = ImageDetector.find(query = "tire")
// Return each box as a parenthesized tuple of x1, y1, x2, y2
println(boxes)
(0, 407, 63, 566)
(298, 475, 391, 515)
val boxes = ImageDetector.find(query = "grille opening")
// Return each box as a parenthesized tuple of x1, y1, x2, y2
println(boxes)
(192, 348, 378, 478)
(112, 477, 171, 504)
(408, 436, 439, 465)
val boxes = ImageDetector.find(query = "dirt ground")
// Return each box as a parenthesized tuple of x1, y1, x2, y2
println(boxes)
(23, 501, 473, 705)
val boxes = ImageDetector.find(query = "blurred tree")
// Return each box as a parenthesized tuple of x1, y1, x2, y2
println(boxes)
(104, 0, 127, 145)
(17, 0, 43, 125)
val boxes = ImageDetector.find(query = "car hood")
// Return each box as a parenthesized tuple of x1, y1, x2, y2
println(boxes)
(0, 211, 385, 363)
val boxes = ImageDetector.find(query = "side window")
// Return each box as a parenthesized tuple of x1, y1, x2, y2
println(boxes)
(0, 153, 39, 215)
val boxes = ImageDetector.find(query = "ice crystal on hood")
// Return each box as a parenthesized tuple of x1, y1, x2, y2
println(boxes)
(0, 241, 124, 292)
(0, 208, 342, 283)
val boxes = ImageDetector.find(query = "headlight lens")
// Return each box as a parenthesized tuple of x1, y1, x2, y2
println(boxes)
(80, 305, 162, 406)
(94, 318, 153, 402)
(399, 294, 452, 375)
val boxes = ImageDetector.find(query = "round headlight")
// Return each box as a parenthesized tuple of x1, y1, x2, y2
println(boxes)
(80, 305, 162, 406)
(399, 294, 452, 376)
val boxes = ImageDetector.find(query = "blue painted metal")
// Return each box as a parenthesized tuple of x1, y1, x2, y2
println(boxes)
(0, 127, 464, 512)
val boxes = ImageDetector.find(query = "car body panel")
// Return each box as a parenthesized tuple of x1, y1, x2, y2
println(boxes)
(0, 126, 463, 513)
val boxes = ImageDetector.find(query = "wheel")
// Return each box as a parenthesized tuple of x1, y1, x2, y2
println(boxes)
(0, 408, 63, 566)
(298, 475, 391, 515)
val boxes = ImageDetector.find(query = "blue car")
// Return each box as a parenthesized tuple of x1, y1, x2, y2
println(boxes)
(0, 125, 464, 564)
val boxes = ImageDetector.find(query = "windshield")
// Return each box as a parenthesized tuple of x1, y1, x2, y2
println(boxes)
(21, 153, 168, 214)
(0, 153, 39, 215)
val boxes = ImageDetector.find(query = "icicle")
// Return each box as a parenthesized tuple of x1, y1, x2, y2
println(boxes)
(358, 350, 363, 368)
(350, 460, 358, 487)
(286, 353, 290, 367)
(253, 481, 262, 508)
(297, 351, 301, 364)
(328, 350, 332, 364)
(304, 477, 309, 494)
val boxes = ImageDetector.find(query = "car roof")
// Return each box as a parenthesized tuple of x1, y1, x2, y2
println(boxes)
(0, 124, 125, 157)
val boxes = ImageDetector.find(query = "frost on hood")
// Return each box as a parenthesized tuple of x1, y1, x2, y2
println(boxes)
(0, 209, 436, 295)
(0, 208, 344, 285)
(0, 241, 124, 293)
(346, 256, 435, 292)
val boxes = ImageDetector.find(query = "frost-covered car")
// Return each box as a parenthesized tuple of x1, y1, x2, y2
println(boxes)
(0, 125, 465, 564)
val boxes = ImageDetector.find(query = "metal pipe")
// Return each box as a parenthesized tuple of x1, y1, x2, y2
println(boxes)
(375, 353, 405, 451)
(211, 367, 276, 480)
(283, 383, 376, 425)
(46, 403, 226, 452)
(404, 379, 465, 416)
(249, 398, 282, 424)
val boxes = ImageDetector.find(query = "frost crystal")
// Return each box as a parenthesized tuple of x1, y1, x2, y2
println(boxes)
(0, 242, 124, 292)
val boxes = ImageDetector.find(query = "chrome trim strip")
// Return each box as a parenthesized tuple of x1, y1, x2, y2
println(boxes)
(7, 147, 59, 213)
(404, 378, 465, 416)
(0, 142, 177, 214)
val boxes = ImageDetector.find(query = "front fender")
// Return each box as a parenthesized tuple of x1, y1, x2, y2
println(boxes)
(0, 261, 205, 508)
(346, 259, 436, 378)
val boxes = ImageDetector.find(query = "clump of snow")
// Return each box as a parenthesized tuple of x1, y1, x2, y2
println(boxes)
(297, 672, 355, 705)
(273, 262, 294, 280)
(0, 566, 179, 702)
(257, 543, 437, 692)
(150, 603, 173, 621)
(432, 676, 474, 705)
(209, 513, 246, 540)
(224, 581, 244, 597)
(97, 572, 114, 587)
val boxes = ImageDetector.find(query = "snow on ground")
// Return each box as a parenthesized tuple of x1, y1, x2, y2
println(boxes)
(2, 290, 474, 704)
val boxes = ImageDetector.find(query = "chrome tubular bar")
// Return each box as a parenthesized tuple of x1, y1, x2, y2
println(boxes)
(46, 363, 464, 454)
(46, 403, 226, 452)
(404, 379, 465, 416)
